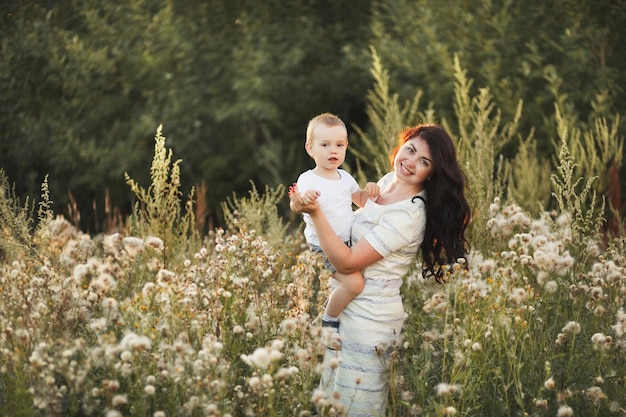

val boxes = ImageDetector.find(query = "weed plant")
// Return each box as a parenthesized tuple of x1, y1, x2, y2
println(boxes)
(0, 58, 625, 416)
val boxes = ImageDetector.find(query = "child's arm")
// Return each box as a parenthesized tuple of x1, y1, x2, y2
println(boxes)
(352, 182, 380, 208)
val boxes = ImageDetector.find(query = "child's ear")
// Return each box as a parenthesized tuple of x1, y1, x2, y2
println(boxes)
(305, 142, 314, 157)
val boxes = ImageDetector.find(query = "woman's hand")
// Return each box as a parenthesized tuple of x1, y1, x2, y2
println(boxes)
(288, 184, 321, 214)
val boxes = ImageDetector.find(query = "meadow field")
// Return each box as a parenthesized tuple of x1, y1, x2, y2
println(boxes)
(1, 71, 625, 416)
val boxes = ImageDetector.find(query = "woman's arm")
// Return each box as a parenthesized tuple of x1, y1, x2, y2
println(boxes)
(289, 184, 382, 274)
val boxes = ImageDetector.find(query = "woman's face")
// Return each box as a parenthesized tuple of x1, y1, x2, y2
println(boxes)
(393, 137, 433, 190)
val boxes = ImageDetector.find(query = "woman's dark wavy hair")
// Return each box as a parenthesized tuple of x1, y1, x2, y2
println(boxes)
(390, 124, 471, 282)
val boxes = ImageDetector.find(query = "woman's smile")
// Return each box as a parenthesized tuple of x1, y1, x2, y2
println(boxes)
(399, 162, 413, 175)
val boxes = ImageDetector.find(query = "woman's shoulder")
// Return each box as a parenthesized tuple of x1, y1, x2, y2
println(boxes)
(377, 172, 394, 187)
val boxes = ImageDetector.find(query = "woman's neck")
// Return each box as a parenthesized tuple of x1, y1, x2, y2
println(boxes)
(377, 179, 421, 205)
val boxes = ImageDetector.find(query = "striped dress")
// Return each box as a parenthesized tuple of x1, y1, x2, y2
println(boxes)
(320, 173, 426, 417)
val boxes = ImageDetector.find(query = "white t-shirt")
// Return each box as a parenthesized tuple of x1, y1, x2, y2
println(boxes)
(355, 172, 426, 284)
(296, 169, 360, 245)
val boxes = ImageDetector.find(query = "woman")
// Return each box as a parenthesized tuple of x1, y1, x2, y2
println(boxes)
(289, 124, 470, 416)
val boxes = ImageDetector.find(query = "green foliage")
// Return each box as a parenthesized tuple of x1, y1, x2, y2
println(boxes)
(125, 125, 199, 268)
(550, 139, 606, 266)
(0, 169, 34, 262)
(0, 0, 375, 231)
(448, 55, 522, 248)
(350, 47, 435, 185)
(554, 106, 624, 197)
(503, 134, 552, 215)
(221, 181, 295, 251)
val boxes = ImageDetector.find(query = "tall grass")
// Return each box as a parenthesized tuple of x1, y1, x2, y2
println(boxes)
(0, 56, 624, 416)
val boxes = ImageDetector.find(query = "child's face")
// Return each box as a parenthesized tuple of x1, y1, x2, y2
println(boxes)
(305, 124, 348, 172)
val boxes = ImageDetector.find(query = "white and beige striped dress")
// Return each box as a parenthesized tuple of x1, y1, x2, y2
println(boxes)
(320, 173, 426, 417)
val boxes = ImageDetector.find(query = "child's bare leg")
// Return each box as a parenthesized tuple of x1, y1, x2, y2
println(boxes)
(324, 271, 364, 318)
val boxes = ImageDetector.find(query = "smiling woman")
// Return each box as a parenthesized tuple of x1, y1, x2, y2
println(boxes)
(289, 123, 471, 416)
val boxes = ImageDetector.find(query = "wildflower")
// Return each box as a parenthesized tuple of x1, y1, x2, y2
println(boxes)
(73, 263, 92, 283)
(471, 342, 482, 352)
(145, 236, 164, 251)
(591, 333, 612, 350)
(269, 348, 283, 362)
(585, 386, 606, 403)
(534, 398, 548, 408)
(555, 333, 568, 347)
(144, 385, 156, 395)
(442, 406, 457, 415)
(88, 318, 107, 332)
(478, 259, 495, 274)
(557, 405, 573, 417)
(111, 394, 127, 406)
(106, 411, 122, 417)
(123, 236, 144, 257)
(248, 376, 260, 388)
(102, 297, 118, 310)
(281, 318, 297, 334)
(561, 321, 581, 334)
(242, 347, 271, 369)
(311, 388, 330, 408)
(532, 235, 548, 249)
(508, 288, 527, 305)
(154, 412, 166, 417)
(594, 305, 607, 316)
(544, 377, 555, 390)
(436, 383, 459, 396)
(103, 233, 123, 251)
(120, 332, 152, 351)
(328, 357, 341, 370)
(544, 280, 558, 293)
(156, 269, 176, 285)
(275, 367, 292, 380)
(423, 292, 447, 313)
(589, 286, 604, 301)
(271, 339, 285, 351)
(142, 282, 156, 295)
(91, 273, 118, 294)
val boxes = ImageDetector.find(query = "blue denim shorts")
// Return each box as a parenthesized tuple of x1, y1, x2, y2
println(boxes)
(309, 240, 351, 274)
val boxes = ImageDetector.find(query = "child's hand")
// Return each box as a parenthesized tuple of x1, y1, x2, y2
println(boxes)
(288, 184, 320, 213)
(364, 182, 380, 199)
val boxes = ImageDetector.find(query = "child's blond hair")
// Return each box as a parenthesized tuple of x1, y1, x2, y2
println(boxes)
(305, 113, 347, 145)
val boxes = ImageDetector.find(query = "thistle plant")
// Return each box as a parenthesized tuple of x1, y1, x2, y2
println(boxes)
(0, 207, 329, 416)
(395, 197, 625, 417)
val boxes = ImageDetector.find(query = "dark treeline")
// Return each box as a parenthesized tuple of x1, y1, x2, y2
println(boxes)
(1, 0, 625, 233)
